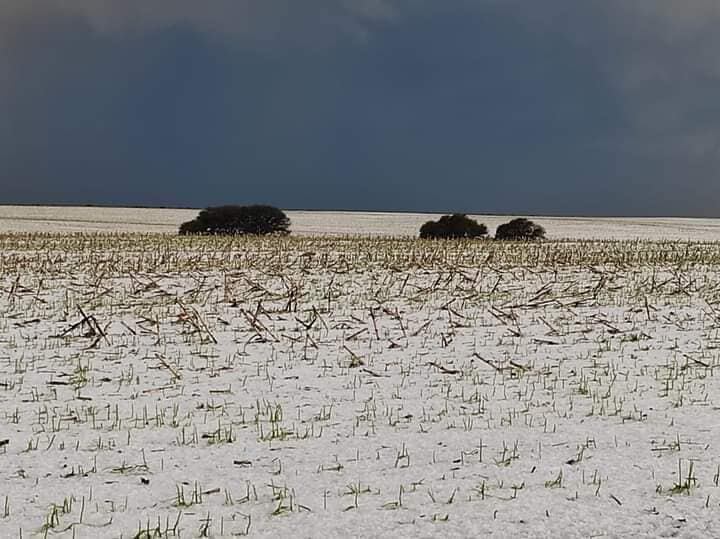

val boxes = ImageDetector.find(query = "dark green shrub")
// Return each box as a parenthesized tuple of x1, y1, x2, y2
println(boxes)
(495, 218, 545, 240)
(419, 214, 488, 239)
(179, 205, 291, 236)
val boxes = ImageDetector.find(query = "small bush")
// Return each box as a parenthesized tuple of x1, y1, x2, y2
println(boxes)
(495, 218, 545, 240)
(179, 205, 291, 236)
(419, 214, 488, 239)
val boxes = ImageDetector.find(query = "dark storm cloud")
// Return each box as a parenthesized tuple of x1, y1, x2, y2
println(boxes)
(1, 1, 719, 216)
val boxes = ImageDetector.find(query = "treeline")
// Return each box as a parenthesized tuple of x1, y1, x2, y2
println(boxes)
(179, 205, 545, 240)
(419, 214, 544, 240)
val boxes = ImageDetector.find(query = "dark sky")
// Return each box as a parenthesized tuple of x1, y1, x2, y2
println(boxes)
(2, 1, 719, 216)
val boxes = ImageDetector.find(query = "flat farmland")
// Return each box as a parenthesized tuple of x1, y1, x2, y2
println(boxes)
(1, 234, 720, 537)
(3, 205, 720, 241)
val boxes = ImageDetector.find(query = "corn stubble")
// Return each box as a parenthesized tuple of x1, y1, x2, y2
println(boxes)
(0, 233, 719, 537)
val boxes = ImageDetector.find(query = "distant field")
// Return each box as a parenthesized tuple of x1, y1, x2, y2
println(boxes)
(1, 205, 720, 240)
(1, 234, 720, 537)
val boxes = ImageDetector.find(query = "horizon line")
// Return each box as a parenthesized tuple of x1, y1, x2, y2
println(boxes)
(0, 202, 717, 221)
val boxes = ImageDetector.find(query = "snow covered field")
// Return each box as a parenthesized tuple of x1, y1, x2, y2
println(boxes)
(2, 205, 720, 240)
(1, 233, 720, 537)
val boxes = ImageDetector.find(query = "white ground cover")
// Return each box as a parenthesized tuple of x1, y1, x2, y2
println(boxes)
(1, 235, 720, 537)
(2, 205, 720, 241)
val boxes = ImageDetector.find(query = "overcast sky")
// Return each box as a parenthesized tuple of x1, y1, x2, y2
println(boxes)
(2, 1, 719, 216)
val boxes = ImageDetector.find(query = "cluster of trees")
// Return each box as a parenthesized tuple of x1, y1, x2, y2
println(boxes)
(420, 214, 545, 240)
(419, 214, 488, 239)
(179, 205, 290, 236)
(179, 205, 545, 240)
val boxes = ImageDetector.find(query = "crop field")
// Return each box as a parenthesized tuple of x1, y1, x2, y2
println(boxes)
(2, 233, 720, 537)
(3, 205, 720, 241)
